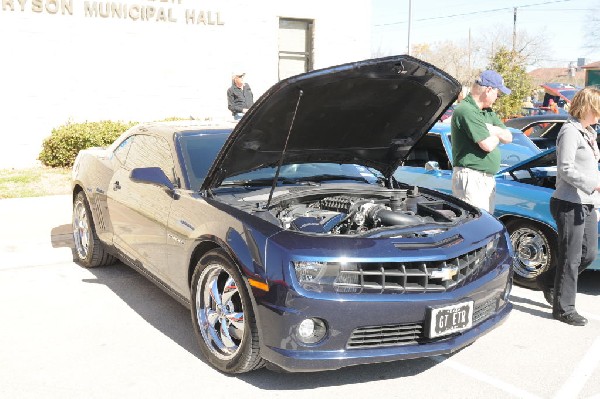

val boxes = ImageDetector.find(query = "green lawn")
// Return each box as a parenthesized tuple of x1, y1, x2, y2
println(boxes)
(0, 167, 71, 199)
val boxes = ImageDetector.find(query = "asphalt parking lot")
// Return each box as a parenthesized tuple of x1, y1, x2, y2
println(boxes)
(1, 195, 599, 399)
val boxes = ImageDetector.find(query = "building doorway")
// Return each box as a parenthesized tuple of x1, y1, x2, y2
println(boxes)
(278, 18, 314, 80)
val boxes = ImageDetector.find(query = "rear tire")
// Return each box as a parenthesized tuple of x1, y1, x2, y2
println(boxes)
(72, 191, 116, 267)
(191, 249, 264, 374)
(505, 219, 556, 289)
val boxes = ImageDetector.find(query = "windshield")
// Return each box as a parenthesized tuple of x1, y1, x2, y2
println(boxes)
(223, 163, 379, 186)
(179, 132, 379, 190)
(498, 132, 541, 168)
(559, 89, 579, 102)
(444, 130, 541, 169)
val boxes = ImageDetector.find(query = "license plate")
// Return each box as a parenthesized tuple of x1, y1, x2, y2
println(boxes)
(427, 301, 473, 338)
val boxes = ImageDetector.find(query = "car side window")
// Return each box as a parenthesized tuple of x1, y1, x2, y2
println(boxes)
(113, 136, 134, 165)
(404, 134, 451, 170)
(125, 134, 176, 183)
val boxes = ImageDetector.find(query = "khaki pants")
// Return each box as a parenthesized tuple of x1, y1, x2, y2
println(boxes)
(452, 167, 496, 213)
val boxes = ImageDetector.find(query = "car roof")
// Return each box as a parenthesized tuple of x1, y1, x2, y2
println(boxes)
(505, 114, 568, 130)
(106, 120, 236, 154)
(428, 122, 526, 136)
(130, 120, 237, 137)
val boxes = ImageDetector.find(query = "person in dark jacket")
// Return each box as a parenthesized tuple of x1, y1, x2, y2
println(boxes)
(227, 72, 254, 120)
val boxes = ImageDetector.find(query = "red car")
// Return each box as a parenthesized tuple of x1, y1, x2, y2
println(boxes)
(541, 82, 581, 108)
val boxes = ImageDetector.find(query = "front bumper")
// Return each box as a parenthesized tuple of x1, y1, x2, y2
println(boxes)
(255, 261, 512, 372)
(262, 302, 511, 372)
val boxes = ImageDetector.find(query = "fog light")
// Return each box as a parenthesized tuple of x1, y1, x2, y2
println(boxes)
(296, 318, 327, 344)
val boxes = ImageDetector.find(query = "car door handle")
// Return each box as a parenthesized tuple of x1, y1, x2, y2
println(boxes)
(113, 181, 121, 191)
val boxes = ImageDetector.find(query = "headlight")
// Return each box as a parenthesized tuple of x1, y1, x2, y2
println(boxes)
(294, 261, 359, 293)
(485, 233, 501, 259)
(485, 232, 512, 264)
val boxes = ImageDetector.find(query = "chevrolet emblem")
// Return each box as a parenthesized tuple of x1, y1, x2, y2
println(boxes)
(431, 267, 459, 281)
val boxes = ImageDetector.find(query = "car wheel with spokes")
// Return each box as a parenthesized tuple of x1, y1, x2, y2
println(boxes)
(505, 219, 556, 289)
(72, 191, 116, 267)
(191, 249, 264, 373)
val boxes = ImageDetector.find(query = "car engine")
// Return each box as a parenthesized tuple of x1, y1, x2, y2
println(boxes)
(273, 187, 465, 235)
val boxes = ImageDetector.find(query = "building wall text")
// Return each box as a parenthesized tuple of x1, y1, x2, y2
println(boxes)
(1, 0, 224, 25)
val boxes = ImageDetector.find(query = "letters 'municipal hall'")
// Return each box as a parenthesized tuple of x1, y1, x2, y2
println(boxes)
(0, 0, 372, 168)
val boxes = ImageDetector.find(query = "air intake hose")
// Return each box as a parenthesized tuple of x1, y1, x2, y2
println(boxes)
(368, 205, 423, 226)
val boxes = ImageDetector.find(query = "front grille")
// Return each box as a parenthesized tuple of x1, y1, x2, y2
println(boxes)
(346, 296, 499, 349)
(335, 245, 487, 294)
(347, 323, 423, 349)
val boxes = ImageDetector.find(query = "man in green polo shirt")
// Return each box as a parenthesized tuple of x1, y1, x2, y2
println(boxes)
(451, 70, 513, 212)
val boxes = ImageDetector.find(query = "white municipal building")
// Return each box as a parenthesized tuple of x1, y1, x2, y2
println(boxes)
(0, 0, 372, 168)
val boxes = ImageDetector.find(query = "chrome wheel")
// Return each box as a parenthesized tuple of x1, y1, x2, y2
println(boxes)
(196, 263, 245, 360)
(73, 198, 90, 260)
(71, 191, 115, 268)
(510, 225, 551, 280)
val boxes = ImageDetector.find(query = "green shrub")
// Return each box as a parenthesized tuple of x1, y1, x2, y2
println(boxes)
(159, 116, 192, 121)
(38, 120, 137, 168)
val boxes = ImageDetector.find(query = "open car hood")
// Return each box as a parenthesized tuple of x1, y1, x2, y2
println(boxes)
(499, 147, 557, 175)
(202, 55, 461, 190)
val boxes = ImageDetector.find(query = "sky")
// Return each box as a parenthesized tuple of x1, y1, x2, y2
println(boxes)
(371, 0, 600, 69)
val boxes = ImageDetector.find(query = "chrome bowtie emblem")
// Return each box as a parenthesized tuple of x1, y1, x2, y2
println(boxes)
(431, 267, 459, 281)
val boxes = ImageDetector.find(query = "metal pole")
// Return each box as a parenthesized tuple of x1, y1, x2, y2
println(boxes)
(512, 7, 517, 53)
(468, 27, 471, 79)
(407, 0, 412, 55)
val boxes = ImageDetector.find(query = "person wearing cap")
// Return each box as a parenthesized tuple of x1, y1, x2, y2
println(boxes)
(227, 71, 254, 120)
(450, 70, 513, 213)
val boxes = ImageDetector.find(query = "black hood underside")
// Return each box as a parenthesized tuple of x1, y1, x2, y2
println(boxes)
(203, 55, 461, 190)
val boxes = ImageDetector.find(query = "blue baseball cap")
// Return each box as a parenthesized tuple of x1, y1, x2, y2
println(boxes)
(476, 70, 511, 95)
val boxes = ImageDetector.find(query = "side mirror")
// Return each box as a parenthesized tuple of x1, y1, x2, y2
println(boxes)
(130, 167, 175, 191)
(425, 161, 440, 171)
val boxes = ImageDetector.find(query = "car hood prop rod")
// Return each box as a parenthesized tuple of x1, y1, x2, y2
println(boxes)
(266, 89, 304, 209)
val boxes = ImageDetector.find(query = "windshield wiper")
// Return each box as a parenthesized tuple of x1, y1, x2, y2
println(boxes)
(297, 174, 370, 184)
(221, 174, 369, 187)
(221, 177, 297, 187)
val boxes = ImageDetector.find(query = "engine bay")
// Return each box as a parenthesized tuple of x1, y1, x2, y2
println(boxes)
(270, 186, 467, 235)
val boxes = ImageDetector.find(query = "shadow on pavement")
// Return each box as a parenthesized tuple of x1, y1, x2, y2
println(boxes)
(509, 300, 554, 320)
(51, 224, 74, 249)
(81, 261, 439, 388)
(579, 270, 600, 296)
(510, 270, 599, 320)
(48, 223, 446, 388)
(82, 263, 205, 360)
(239, 357, 438, 389)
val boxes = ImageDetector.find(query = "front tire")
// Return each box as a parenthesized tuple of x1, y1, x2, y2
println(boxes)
(505, 219, 556, 288)
(72, 191, 115, 267)
(191, 249, 264, 373)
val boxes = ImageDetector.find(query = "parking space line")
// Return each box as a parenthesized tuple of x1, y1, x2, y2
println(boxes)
(432, 356, 543, 399)
(553, 337, 600, 399)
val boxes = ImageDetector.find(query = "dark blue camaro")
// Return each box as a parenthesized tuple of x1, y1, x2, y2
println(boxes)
(72, 56, 513, 373)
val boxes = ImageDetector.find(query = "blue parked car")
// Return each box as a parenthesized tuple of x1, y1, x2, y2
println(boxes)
(394, 123, 600, 288)
(71, 56, 513, 373)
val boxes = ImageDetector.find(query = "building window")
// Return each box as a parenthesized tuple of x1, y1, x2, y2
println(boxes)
(278, 18, 314, 81)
